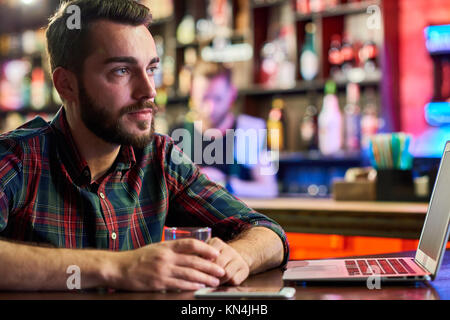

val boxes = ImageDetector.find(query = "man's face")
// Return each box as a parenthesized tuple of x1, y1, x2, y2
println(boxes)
(77, 20, 159, 148)
(191, 74, 235, 128)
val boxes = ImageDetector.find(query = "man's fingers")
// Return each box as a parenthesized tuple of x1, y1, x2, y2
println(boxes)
(219, 258, 238, 284)
(207, 237, 226, 250)
(164, 237, 250, 288)
(171, 266, 221, 288)
(176, 253, 225, 278)
(170, 239, 220, 260)
(228, 268, 248, 286)
(163, 277, 207, 292)
(206, 237, 250, 285)
(220, 260, 248, 285)
(208, 237, 230, 266)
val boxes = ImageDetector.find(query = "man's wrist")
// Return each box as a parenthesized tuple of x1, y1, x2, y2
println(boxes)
(228, 227, 284, 274)
(95, 250, 127, 289)
(227, 239, 256, 272)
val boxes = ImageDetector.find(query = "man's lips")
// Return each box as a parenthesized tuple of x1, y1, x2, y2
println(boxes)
(127, 109, 153, 121)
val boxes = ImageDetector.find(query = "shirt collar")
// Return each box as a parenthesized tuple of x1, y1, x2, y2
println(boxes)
(50, 107, 137, 184)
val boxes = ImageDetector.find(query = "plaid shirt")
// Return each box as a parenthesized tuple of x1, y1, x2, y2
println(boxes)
(0, 108, 289, 264)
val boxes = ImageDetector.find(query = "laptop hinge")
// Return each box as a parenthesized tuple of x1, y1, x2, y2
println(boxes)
(414, 257, 431, 274)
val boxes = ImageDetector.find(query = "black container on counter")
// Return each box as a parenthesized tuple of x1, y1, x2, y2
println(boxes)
(376, 169, 417, 202)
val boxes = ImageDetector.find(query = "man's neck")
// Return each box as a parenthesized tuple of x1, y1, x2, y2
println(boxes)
(65, 108, 120, 183)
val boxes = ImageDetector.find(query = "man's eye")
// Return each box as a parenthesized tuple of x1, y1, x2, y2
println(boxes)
(113, 67, 129, 76)
(147, 66, 158, 76)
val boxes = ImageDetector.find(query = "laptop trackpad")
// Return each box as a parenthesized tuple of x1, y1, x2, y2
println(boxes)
(284, 260, 345, 279)
(291, 265, 339, 273)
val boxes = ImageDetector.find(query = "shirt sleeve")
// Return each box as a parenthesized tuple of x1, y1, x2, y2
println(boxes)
(0, 185, 8, 232)
(162, 136, 290, 266)
(0, 137, 24, 233)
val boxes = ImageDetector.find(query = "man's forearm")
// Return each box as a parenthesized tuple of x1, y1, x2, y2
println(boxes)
(228, 227, 284, 275)
(0, 240, 115, 291)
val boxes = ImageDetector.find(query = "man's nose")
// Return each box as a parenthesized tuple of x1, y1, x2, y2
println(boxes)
(133, 71, 157, 102)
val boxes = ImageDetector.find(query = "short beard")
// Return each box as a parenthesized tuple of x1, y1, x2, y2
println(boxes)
(77, 81, 158, 149)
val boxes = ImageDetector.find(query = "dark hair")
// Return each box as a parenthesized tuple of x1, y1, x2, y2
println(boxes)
(46, 0, 152, 73)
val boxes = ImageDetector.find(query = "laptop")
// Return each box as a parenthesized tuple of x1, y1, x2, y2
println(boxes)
(283, 141, 450, 283)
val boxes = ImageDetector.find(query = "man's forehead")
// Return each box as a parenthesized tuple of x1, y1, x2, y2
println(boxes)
(87, 20, 155, 60)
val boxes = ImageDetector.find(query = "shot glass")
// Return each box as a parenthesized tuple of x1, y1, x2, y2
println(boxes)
(164, 227, 211, 242)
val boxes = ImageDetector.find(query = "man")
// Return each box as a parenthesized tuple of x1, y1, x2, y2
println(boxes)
(171, 62, 279, 198)
(0, 0, 288, 292)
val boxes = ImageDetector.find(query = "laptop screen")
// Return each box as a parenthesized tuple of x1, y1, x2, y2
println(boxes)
(418, 151, 450, 260)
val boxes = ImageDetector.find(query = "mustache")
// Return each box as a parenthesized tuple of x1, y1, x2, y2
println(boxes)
(120, 101, 159, 116)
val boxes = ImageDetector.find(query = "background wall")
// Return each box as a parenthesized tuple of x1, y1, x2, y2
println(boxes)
(398, 0, 450, 136)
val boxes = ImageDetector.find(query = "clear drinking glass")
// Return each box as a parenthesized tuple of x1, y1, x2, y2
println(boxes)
(164, 227, 212, 242)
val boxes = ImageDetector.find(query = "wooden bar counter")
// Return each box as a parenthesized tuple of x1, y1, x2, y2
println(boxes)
(1, 250, 448, 300)
(241, 198, 429, 239)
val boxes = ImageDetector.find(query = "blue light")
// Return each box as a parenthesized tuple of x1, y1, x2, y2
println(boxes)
(425, 102, 450, 127)
(424, 24, 450, 54)
(412, 126, 450, 158)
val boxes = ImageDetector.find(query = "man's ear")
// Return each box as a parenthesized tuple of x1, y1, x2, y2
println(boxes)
(52, 67, 79, 105)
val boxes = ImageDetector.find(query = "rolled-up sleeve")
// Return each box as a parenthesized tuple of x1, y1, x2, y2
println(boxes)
(163, 137, 290, 266)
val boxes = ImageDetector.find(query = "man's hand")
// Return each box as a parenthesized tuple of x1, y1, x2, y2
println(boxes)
(109, 239, 226, 292)
(208, 227, 284, 286)
(208, 237, 250, 286)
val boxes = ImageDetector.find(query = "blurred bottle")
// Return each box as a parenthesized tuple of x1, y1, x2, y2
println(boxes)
(300, 23, 319, 81)
(153, 36, 165, 89)
(318, 81, 342, 155)
(344, 83, 361, 152)
(260, 42, 278, 88)
(30, 67, 48, 110)
(300, 103, 319, 151)
(309, 0, 325, 12)
(162, 56, 175, 88)
(52, 86, 62, 105)
(324, 0, 340, 9)
(141, 0, 173, 20)
(176, 15, 196, 45)
(359, 38, 379, 74)
(21, 74, 31, 107)
(209, 0, 233, 36)
(277, 25, 297, 89)
(340, 33, 355, 78)
(296, 0, 310, 14)
(3, 112, 25, 133)
(267, 98, 285, 151)
(235, 0, 250, 34)
(154, 88, 169, 135)
(328, 34, 343, 80)
(360, 89, 379, 150)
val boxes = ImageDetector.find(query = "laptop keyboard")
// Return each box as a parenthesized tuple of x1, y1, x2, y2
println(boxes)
(345, 258, 416, 276)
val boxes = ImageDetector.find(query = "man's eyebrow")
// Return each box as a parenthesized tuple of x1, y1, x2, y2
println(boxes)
(103, 56, 160, 66)
(148, 57, 160, 65)
(103, 56, 138, 65)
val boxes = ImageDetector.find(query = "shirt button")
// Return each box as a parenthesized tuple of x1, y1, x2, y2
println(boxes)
(83, 170, 89, 177)
(99, 192, 105, 199)
(111, 232, 117, 240)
